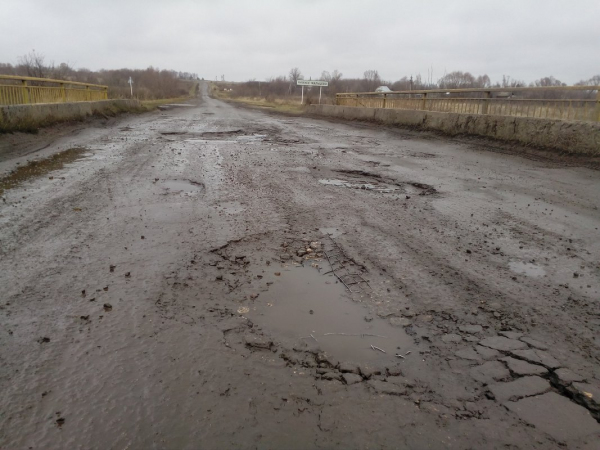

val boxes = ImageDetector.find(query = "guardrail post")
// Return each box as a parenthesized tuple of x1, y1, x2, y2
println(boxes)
(382, 93, 387, 109)
(482, 91, 490, 115)
(22, 80, 30, 104)
(420, 92, 427, 110)
(60, 83, 66, 102)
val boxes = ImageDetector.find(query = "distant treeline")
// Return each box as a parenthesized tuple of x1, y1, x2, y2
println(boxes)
(218, 68, 600, 102)
(0, 51, 199, 100)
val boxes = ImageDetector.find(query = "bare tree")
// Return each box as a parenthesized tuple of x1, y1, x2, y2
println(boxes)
(532, 76, 565, 87)
(289, 67, 302, 83)
(18, 50, 46, 78)
(288, 67, 303, 95)
(476, 74, 491, 88)
(438, 71, 476, 89)
(363, 70, 381, 91)
(500, 75, 525, 88)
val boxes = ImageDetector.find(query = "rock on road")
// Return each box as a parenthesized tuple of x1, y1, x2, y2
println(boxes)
(1, 83, 599, 449)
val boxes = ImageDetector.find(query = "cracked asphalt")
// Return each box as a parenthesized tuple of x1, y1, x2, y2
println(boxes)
(1, 83, 599, 449)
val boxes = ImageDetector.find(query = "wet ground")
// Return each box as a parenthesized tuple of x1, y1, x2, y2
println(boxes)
(1, 83, 599, 449)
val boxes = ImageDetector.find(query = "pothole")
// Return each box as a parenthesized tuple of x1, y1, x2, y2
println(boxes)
(509, 261, 546, 278)
(199, 130, 245, 139)
(157, 104, 195, 110)
(161, 129, 268, 143)
(409, 182, 437, 195)
(319, 179, 398, 193)
(249, 265, 415, 365)
(0, 147, 88, 196)
(407, 151, 437, 158)
(321, 169, 438, 196)
(236, 134, 267, 142)
(161, 179, 204, 196)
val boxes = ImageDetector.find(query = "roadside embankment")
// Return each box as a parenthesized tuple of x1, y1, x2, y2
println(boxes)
(308, 105, 600, 155)
(0, 99, 143, 133)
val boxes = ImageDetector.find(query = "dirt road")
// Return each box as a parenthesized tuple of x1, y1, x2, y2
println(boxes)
(1, 83, 599, 449)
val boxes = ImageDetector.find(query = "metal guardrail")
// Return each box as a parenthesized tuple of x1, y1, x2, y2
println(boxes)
(0, 75, 108, 106)
(336, 86, 600, 122)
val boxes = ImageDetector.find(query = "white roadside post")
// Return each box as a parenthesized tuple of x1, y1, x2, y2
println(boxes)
(297, 79, 328, 105)
(128, 77, 133, 98)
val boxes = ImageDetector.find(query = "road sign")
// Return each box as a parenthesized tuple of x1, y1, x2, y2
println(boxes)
(297, 80, 328, 104)
(297, 80, 328, 87)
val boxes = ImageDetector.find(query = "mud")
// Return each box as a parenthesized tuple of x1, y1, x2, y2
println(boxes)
(1, 82, 599, 449)
(0, 147, 87, 196)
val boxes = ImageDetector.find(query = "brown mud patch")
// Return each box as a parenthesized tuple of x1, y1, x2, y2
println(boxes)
(0, 147, 87, 196)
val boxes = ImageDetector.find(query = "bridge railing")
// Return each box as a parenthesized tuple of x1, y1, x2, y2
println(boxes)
(0, 75, 108, 106)
(336, 86, 600, 122)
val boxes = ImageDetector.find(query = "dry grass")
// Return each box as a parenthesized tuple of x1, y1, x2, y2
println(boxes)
(226, 96, 306, 114)
(140, 83, 198, 111)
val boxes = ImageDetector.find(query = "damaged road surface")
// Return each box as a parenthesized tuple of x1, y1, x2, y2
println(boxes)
(1, 83, 599, 449)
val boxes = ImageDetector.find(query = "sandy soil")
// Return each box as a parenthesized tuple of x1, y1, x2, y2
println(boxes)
(1, 83, 599, 449)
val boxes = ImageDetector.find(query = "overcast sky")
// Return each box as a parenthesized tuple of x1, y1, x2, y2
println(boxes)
(2, 0, 599, 84)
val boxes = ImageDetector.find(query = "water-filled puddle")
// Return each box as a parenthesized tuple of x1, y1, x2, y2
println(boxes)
(0, 147, 87, 196)
(161, 179, 204, 196)
(250, 265, 414, 364)
(509, 261, 546, 278)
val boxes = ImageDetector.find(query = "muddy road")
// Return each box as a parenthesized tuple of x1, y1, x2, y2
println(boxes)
(1, 84, 599, 449)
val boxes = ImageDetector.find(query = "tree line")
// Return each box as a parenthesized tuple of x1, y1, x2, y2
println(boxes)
(0, 51, 199, 100)
(219, 68, 600, 102)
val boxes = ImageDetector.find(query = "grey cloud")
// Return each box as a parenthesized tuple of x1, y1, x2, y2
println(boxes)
(1, 0, 598, 84)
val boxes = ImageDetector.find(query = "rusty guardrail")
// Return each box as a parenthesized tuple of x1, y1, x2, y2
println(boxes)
(0, 75, 108, 106)
(336, 86, 600, 122)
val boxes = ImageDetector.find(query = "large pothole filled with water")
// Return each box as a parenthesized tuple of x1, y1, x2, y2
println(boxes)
(248, 264, 415, 365)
